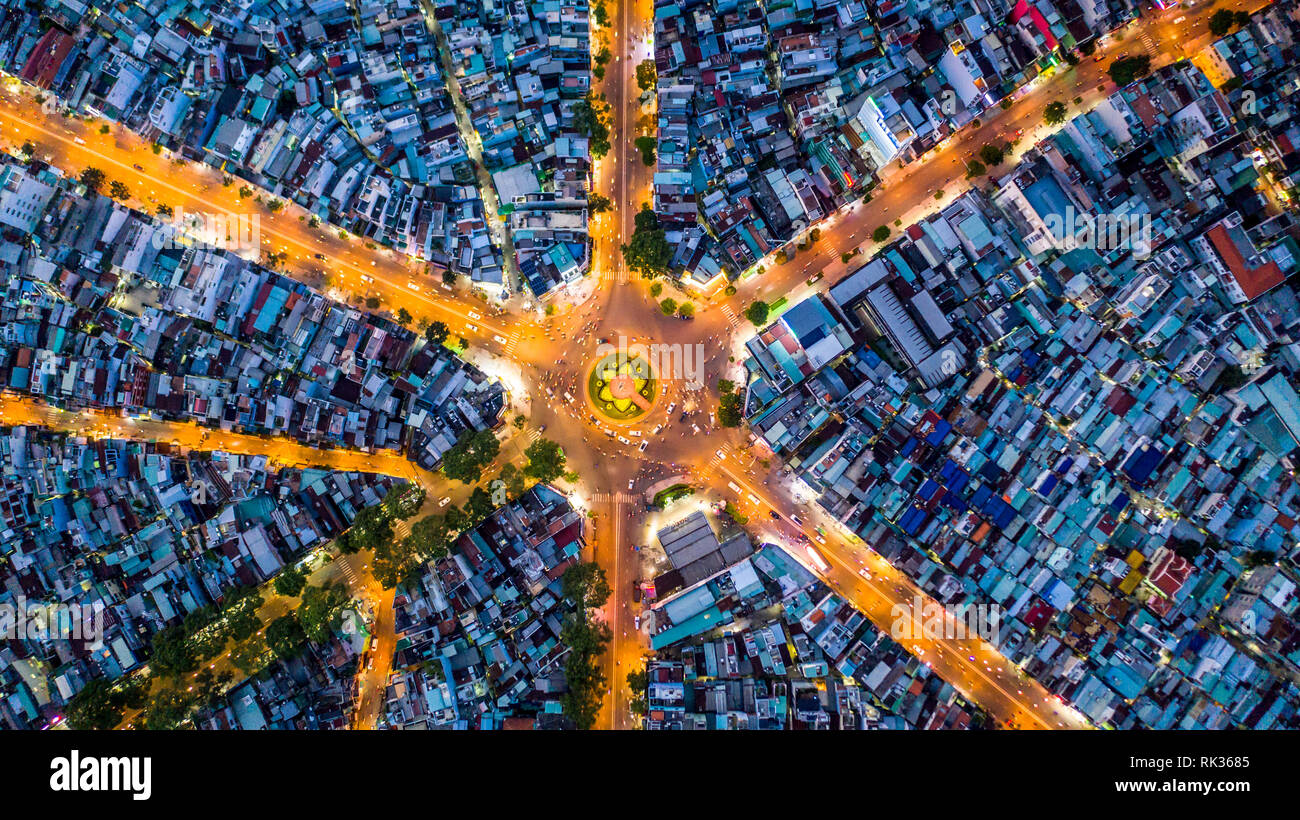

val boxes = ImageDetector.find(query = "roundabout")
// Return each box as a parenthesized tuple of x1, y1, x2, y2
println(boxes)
(585, 347, 658, 423)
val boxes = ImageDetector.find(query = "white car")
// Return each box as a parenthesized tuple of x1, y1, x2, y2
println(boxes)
(468, 311, 481, 320)
(638, 440, 649, 452)
(407, 282, 420, 291)
(651, 425, 663, 435)
(466, 324, 478, 332)
(666, 403, 676, 414)
(438, 496, 451, 507)
(715, 449, 726, 460)
(629, 430, 642, 437)
(617, 435, 632, 445)
(627, 479, 634, 490)
(634, 615, 641, 630)
(360, 274, 374, 283)
(691, 424, 701, 435)
(493, 335, 507, 345)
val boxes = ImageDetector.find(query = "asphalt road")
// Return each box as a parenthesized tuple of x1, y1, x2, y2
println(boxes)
(11, 0, 1263, 730)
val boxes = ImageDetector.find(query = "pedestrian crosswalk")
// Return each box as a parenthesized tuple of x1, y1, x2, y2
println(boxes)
(524, 428, 541, 442)
(503, 331, 520, 358)
(708, 448, 730, 468)
(720, 304, 742, 330)
(590, 491, 639, 504)
(338, 560, 360, 593)
(599, 267, 630, 284)
(1139, 32, 1157, 58)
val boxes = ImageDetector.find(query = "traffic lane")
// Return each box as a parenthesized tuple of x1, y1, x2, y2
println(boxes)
(704, 452, 1088, 729)
(0, 83, 510, 343)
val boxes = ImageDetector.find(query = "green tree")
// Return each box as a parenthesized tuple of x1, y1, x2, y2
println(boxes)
(744, 300, 770, 327)
(677, 302, 694, 319)
(635, 135, 656, 166)
(659, 297, 677, 315)
(80, 167, 106, 193)
(978, 143, 1004, 166)
(466, 486, 496, 522)
(274, 566, 307, 598)
(649, 281, 663, 298)
(1108, 55, 1152, 87)
(349, 504, 394, 551)
(872, 225, 891, 243)
(266, 614, 307, 659)
(588, 193, 612, 214)
(65, 679, 124, 730)
(442, 429, 501, 484)
(1209, 8, 1235, 36)
(1044, 101, 1068, 126)
(149, 623, 198, 678)
(142, 687, 196, 730)
(498, 462, 527, 499)
(622, 205, 671, 279)
(718, 391, 744, 427)
(562, 562, 612, 611)
(573, 91, 612, 157)
(298, 582, 350, 643)
(523, 438, 567, 484)
(425, 320, 449, 345)
(636, 59, 657, 92)
(396, 307, 412, 325)
(965, 159, 987, 179)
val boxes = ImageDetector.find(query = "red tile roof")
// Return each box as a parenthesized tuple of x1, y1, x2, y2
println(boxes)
(1206, 223, 1284, 302)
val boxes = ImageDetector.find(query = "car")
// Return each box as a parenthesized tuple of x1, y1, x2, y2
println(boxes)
(73, 137, 85, 145)
(628, 430, 642, 437)
(791, 515, 804, 526)
(360, 274, 374, 283)
(652, 424, 663, 435)
(627, 479, 635, 489)
(858, 568, 871, 579)
(680, 412, 689, 423)
(407, 282, 420, 291)
(814, 534, 826, 545)
(537, 424, 546, 433)
(769, 510, 781, 520)
(603, 428, 615, 438)
(493, 335, 508, 345)
(634, 615, 641, 630)
(638, 440, 649, 452)
(589, 415, 599, 425)
(132, 163, 143, 170)
(468, 311, 481, 320)
(691, 424, 701, 435)
(617, 435, 632, 445)
(715, 449, 726, 460)
(438, 496, 450, 507)
(466, 324, 478, 333)
(806, 272, 824, 286)
(563, 392, 575, 404)
(366, 656, 375, 671)
(666, 403, 676, 414)
(369, 636, 377, 652)
(313, 253, 326, 260)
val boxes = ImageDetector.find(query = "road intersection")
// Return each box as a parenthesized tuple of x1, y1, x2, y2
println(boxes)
(3, 0, 1253, 729)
